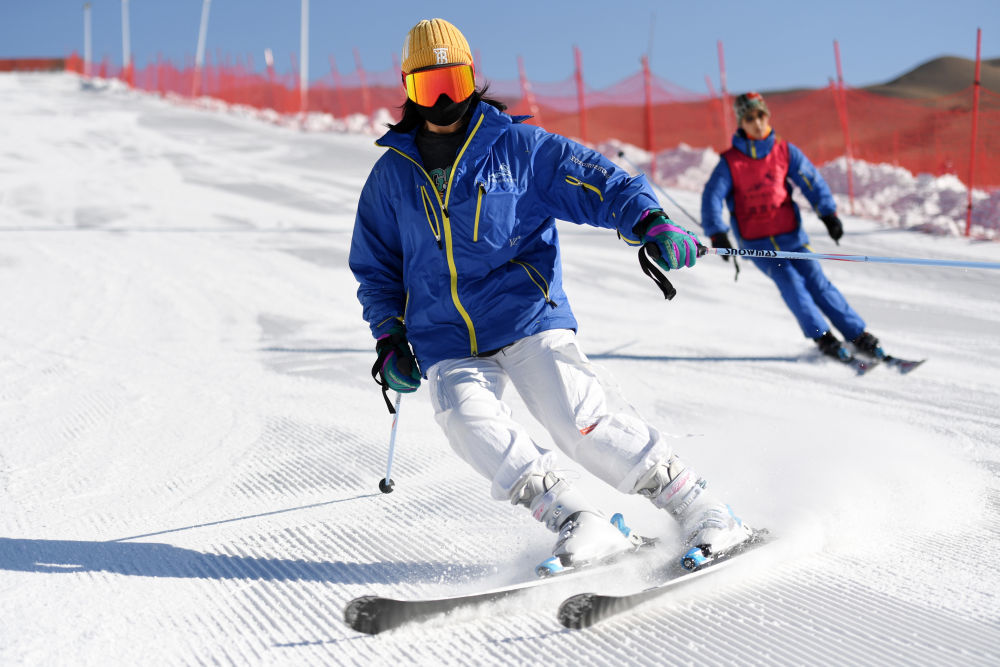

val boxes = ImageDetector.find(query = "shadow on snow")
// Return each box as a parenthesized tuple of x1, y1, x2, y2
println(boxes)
(0, 496, 490, 584)
(0, 536, 488, 584)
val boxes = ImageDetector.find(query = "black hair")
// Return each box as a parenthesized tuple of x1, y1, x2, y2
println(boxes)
(387, 85, 509, 133)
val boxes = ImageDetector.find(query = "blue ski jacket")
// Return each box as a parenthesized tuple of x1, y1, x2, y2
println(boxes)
(700, 130, 837, 251)
(350, 100, 660, 373)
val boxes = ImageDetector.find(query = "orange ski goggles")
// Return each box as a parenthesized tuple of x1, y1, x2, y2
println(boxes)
(403, 63, 476, 106)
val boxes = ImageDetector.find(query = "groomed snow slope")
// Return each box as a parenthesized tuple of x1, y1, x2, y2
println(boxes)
(1, 73, 999, 665)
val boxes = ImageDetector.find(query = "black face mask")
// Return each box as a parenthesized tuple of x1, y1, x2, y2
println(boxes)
(415, 93, 473, 128)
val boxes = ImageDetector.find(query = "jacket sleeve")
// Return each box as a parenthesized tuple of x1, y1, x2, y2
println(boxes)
(524, 129, 661, 244)
(787, 143, 836, 216)
(700, 158, 733, 237)
(349, 164, 406, 340)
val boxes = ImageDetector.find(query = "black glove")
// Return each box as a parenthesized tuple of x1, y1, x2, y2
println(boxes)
(710, 232, 734, 262)
(820, 213, 843, 243)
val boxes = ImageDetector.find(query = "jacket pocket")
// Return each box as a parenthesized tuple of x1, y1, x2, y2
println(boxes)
(510, 259, 557, 307)
(474, 182, 519, 249)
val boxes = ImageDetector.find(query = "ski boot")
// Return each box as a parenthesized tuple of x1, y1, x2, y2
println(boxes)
(512, 472, 642, 577)
(814, 331, 851, 362)
(851, 331, 886, 360)
(636, 458, 753, 571)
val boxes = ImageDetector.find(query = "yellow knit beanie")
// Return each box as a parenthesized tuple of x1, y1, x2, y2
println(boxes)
(401, 18, 473, 74)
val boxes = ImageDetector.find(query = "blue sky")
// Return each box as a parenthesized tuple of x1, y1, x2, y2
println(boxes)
(1, 1, 996, 93)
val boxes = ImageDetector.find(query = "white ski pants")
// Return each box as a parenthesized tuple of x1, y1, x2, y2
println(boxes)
(426, 329, 674, 501)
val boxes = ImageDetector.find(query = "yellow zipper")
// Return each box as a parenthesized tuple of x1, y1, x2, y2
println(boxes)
(420, 186, 442, 248)
(510, 259, 556, 306)
(473, 184, 484, 242)
(800, 171, 814, 191)
(386, 112, 486, 356)
(376, 314, 403, 329)
(564, 175, 605, 201)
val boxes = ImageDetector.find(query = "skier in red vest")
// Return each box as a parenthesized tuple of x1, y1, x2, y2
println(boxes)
(701, 91, 883, 362)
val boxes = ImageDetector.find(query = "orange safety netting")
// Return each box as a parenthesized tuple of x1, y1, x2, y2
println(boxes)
(0, 58, 66, 72)
(63, 52, 999, 190)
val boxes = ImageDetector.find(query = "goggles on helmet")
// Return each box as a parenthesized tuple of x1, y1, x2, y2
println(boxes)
(403, 63, 475, 107)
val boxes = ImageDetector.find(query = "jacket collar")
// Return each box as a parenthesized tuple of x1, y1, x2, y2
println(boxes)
(375, 101, 522, 165)
(731, 128, 776, 159)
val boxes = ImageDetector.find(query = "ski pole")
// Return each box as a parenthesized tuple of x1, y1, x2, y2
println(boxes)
(617, 150, 741, 281)
(379, 392, 403, 494)
(705, 246, 1000, 270)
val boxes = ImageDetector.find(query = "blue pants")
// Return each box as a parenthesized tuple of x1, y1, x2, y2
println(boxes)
(751, 251, 865, 341)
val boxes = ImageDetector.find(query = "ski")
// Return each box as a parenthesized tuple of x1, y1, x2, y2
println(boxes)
(836, 354, 878, 375)
(344, 527, 658, 634)
(815, 347, 878, 375)
(345, 576, 566, 635)
(557, 529, 773, 630)
(849, 340, 926, 375)
(880, 355, 926, 374)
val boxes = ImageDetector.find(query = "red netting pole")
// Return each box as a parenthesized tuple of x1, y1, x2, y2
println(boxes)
(65, 52, 81, 75)
(290, 52, 300, 112)
(155, 53, 162, 95)
(966, 28, 983, 237)
(705, 74, 726, 148)
(269, 61, 279, 110)
(355, 48, 372, 120)
(717, 41, 733, 139)
(329, 56, 346, 119)
(642, 55, 655, 177)
(574, 46, 587, 143)
(518, 55, 542, 126)
(829, 78, 847, 149)
(834, 40, 856, 215)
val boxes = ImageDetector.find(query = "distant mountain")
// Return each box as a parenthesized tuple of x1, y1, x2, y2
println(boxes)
(757, 55, 999, 100)
(863, 55, 1000, 98)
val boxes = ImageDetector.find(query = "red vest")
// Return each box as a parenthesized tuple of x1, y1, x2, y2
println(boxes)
(722, 138, 798, 240)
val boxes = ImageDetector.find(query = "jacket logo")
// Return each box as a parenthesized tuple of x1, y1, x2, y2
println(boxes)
(486, 163, 514, 187)
(568, 154, 608, 177)
(509, 236, 521, 247)
(433, 48, 448, 64)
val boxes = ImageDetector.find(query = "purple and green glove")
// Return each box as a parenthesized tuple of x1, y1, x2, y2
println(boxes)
(635, 210, 701, 271)
(374, 325, 421, 393)
(371, 324, 421, 412)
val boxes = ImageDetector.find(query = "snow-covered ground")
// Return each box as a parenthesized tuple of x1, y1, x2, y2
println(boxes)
(1, 73, 999, 665)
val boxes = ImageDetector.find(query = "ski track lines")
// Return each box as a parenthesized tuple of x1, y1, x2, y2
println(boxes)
(606, 568, 999, 665)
